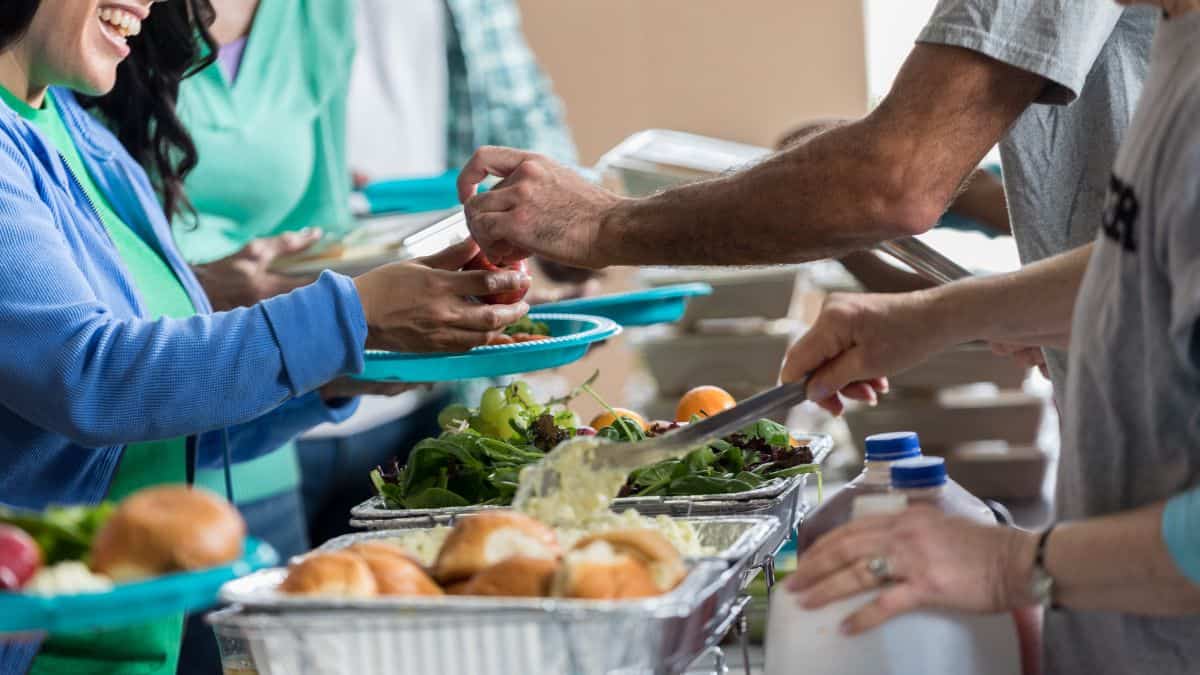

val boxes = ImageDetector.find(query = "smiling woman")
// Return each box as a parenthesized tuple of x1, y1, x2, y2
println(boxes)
(0, 0, 217, 221)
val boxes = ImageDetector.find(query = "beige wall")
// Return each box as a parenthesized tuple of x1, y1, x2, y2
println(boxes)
(517, 1, 870, 164)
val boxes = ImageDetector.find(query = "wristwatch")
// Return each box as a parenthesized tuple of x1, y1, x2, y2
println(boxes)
(1030, 525, 1057, 608)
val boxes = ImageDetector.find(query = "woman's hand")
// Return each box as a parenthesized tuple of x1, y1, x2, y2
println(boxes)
(353, 240, 531, 352)
(194, 228, 323, 309)
(786, 505, 1037, 634)
(780, 291, 961, 414)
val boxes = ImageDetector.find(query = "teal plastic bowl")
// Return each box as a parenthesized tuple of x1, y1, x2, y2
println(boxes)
(0, 537, 277, 635)
(357, 314, 620, 382)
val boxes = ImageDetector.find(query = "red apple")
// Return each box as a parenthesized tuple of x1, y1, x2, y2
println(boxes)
(463, 252, 530, 305)
(0, 524, 41, 590)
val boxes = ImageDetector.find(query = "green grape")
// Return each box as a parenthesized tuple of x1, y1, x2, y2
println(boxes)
(507, 381, 538, 409)
(469, 415, 494, 437)
(437, 404, 471, 429)
(552, 408, 580, 430)
(494, 403, 529, 440)
(479, 387, 506, 421)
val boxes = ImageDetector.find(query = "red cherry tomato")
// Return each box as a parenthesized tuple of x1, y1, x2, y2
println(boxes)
(463, 253, 530, 305)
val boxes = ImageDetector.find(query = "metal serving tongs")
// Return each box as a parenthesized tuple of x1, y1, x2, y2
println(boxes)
(877, 237, 972, 285)
(514, 379, 810, 504)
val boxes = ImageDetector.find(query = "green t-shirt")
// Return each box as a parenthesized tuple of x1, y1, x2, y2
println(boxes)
(0, 87, 194, 675)
(173, 0, 356, 501)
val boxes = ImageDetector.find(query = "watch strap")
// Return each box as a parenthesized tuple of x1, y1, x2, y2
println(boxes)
(1034, 524, 1059, 609)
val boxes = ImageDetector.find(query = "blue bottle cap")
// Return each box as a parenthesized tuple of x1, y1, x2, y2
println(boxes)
(864, 431, 921, 461)
(890, 456, 948, 489)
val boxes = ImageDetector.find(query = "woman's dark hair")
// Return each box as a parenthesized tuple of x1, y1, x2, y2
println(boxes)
(1, 1, 217, 221)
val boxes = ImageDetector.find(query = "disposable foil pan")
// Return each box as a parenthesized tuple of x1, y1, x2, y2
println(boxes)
(211, 562, 735, 675)
(349, 434, 832, 529)
(213, 517, 780, 675)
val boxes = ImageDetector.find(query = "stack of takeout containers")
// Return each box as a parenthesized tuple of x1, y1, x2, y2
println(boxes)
(842, 345, 1051, 500)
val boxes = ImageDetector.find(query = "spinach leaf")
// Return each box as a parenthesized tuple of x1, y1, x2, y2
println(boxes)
(403, 488, 471, 509)
(739, 419, 793, 449)
(597, 417, 646, 443)
(662, 475, 757, 496)
(627, 460, 680, 488)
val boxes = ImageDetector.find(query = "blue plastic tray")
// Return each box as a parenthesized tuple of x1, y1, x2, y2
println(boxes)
(357, 314, 620, 382)
(0, 537, 277, 635)
(535, 283, 713, 327)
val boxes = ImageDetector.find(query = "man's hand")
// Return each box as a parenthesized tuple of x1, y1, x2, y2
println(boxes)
(458, 147, 625, 268)
(990, 342, 1050, 378)
(781, 291, 961, 414)
(353, 240, 531, 353)
(194, 228, 323, 310)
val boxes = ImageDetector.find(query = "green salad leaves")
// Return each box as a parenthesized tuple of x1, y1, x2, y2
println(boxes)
(370, 379, 819, 509)
(503, 316, 551, 337)
(0, 502, 115, 565)
(620, 417, 816, 497)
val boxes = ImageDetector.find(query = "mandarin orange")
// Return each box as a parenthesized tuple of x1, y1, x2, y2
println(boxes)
(675, 386, 736, 422)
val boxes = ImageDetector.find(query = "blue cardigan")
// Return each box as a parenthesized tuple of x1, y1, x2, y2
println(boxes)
(0, 88, 367, 510)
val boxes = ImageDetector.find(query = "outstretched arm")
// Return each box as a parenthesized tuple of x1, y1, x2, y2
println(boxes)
(459, 44, 1044, 268)
(781, 244, 1092, 412)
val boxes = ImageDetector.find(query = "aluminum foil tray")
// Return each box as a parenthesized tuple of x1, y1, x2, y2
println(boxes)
(213, 517, 779, 675)
(349, 434, 832, 529)
(210, 564, 730, 675)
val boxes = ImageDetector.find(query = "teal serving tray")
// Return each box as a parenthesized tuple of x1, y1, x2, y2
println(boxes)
(360, 171, 461, 215)
(536, 283, 712, 327)
(0, 537, 277, 636)
(357, 314, 620, 382)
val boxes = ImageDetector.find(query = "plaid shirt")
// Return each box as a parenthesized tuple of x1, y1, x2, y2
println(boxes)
(444, 0, 579, 167)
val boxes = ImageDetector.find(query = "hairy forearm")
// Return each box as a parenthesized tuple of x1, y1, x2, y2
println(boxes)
(595, 44, 1044, 267)
(604, 119, 938, 265)
(919, 244, 1093, 349)
(1043, 502, 1200, 614)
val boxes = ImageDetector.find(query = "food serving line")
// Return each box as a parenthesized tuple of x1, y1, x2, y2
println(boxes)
(1, 129, 942, 675)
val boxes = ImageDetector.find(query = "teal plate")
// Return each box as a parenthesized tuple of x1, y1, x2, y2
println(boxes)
(360, 171, 461, 215)
(0, 537, 277, 635)
(357, 314, 620, 382)
(536, 283, 713, 327)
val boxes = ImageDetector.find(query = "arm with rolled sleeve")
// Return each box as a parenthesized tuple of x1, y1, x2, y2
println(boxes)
(0, 136, 367, 449)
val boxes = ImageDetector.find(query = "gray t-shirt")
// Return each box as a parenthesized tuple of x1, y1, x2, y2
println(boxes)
(918, 1, 1158, 390)
(1059, 14, 1200, 675)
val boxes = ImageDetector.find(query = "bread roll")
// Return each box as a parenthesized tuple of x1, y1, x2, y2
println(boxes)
(434, 511, 560, 583)
(552, 541, 659, 600)
(280, 551, 377, 597)
(90, 486, 245, 582)
(348, 542, 442, 597)
(459, 556, 559, 597)
(571, 529, 686, 591)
